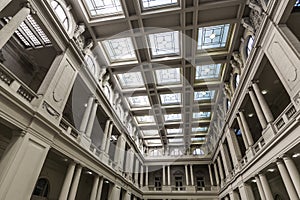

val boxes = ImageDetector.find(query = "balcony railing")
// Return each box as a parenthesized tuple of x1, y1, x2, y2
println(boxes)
(59, 118, 80, 140)
(273, 103, 296, 132)
(171, 186, 186, 191)
(0, 63, 38, 103)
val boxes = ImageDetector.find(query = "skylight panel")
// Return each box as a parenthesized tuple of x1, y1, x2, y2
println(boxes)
(147, 139, 161, 145)
(155, 68, 181, 85)
(193, 112, 211, 119)
(117, 72, 144, 88)
(191, 137, 206, 142)
(102, 37, 136, 62)
(142, 130, 159, 136)
(141, 0, 178, 9)
(194, 90, 215, 101)
(195, 64, 222, 80)
(192, 127, 208, 132)
(128, 96, 150, 107)
(198, 24, 230, 50)
(136, 115, 155, 124)
(295, 0, 300, 7)
(160, 93, 181, 105)
(164, 114, 182, 122)
(26, 15, 51, 44)
(84, 0, 123, 16)
(148, 31, 180, 57)
(167, 128, 182, 134)
(168, 138, 183, 143)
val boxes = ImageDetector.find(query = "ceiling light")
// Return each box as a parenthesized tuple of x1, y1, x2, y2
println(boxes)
(84, 103, 88, 107)
(261, 90, 268, 95)
(251, 179, 257, 183)
(267, 168, 275, 172)
(62, 158, 68, 162)
(86, 171, 92, 175)
(209, 33, 216, 39)
(104, 180, 109, 184)
(248, 113, 254, 118)
(292, 153, 300, 158)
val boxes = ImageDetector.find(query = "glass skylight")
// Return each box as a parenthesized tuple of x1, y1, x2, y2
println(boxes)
(142, 130, 159, 136)
(5, 15, 51, 48)
(117, 72, 144, 88)
(102, 37, 136, 62)
(85, 55, 96, 75)
(147, 139, 161, 145)
(128, 96, 150, 107)
(194, 90, 215, 101)
(198, 24, 230, 50)
(148, 31, 180, 57)
(193, 112, 211, 119)
(195, 64, 222, 80)
(295, 0, 300, 7)
(160, 93, 181, 105)
(193, 148, 204, 155)
(164, 114, 182, 121)
(167, 128, 182, 134)
(155, 68, 181, 85)
(192, 127, 208, 132)
(168, 138, 183, 143)
(51, 1, 69, 30)
(191, 137, 206, 142)
(136, 115, 155, 124)
(84, 0, 123, 16)
(247, 36, 254, 56)
(141, 0, 178, 9)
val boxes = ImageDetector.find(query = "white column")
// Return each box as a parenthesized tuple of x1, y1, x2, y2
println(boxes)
(145, 166, 149, 186)
(239, 111, 254, 146)
(105, 123, 113, 154)
(101, 120, 111, 151)
(90, 175, 99, 200)
(255, 176, 266, 200)
(276, 159, 298, 199)
(208, 164, 214, 186)
(85, 101, 98, 138)
(259, 173, 273, 200)
(220, 143, 231, 177)
(214, 163, 220, 186)
(236, 115, 249, 149)
(252, 82, 274, 123)
(185, 165, 189, 186)
(68, 165, 82, 200)
(167, 165, 171, 186)
(227, 129, 242, 166)
(229, 191, 240, 200)
(95, 177, 103, 200)
(190, 164, 194, 186)
(283, 156, 300, 198)
(129, 151, 135, 178)
(162, 165, 166, 185)
(79, 97, 94, 133)
(140, 165, 144, 187)
(217, 156, 225, 182)
(0, 4, 31, 49)
(238, 182, 255, 200)
(110, 184, 121, 199)
(59, 162, 76, 200)
(248, 89, 267, 129)
(134, 159, 139, 184)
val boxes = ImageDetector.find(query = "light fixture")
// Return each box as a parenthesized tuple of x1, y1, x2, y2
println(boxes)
(267, 168, 275, 172)
(261, 90, 268, 95)
(248, 113, 254, 118)
(84, 103, 88, 107)
(62, 158, 68, 162)
(104, 180, 109, 184)
(209, 33, 216, 39)
(292, 153, 300, 158)
(251, 179, 257, 183)
(86, 171, 93, 175)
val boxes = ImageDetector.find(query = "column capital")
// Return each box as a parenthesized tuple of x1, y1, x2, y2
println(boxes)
(22, 1, 36, 15)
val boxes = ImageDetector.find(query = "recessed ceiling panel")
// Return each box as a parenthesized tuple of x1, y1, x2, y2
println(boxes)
(160, 93, 181, 105)
(141, 0, 178, 9)
(128, 96, 150, 108)
(84, 0, 123, 16)
(155, 68, 181, 85)
(195, 64, 222, 80)
(117, 72, 144, 88)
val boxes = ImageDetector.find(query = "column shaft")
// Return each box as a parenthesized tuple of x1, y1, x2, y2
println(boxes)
(0, 6, 31, 49)
(259, 174, 273, 200)
(208, 164, 214, 186)
(239, 111, 254, 146)
(68, 165, 82, 200)
(190, 165, 194, 186)
(105, 123, 113, 154)
(283, 156, 300, 198)
(145, 166, 149, 186)
(227, 129, 242, 166)
(90, 175, 99, 200)
(255, 176, 266, 200)
(214, 163, 220, 186)
(185, 165, 189, 186)
(86, 102, 98, 138)
(95, 177, 103, 200)
(248, 89, 267, 129)
(79, 97, 94, 133)
(276, 159, 298, 199)
(59, 162, 76, 200)
(239, 183, 255, 200)
(252, 82, 274, 123)
(140, 165, 144, 187)
(162, 165, 166, 185)
(167, 165, 171, 186)
(101, 120, 111, 151)
(236, 115, 249, 149)
(220, 143, 232, 177)
(217, 156, 225, 181)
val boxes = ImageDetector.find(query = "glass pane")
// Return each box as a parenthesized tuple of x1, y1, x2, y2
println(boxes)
(194, 90, 215, 101)
(247, 36, 254, 55)
(142, 130, 159, 136)
(117, 72, 144, 88)
(128, 96, 150, 107)
(148, 31, 180, 56)
(85, 56, 96, 75)
(147, 139, 161, 144)
(155, 68, 181, 85)
(191, 137, 206, 142)
(142, 0, 178, 9)
(164, 113, 182, 121)
(193, 112, 211, 119)
(192, 127, 208, 132)
(160, 93, 181, 105)
(195, 64, 221, 80)
(168, 138, 183, 143)
(27, 15, 51, 44)
(295, 0, 300, 7)
(102, 37, 136, 62)
(85, 0, 123, 16)
(198, 24, 230, 50)
(136, 115, 155, 123)
(166, 128, 182, 134)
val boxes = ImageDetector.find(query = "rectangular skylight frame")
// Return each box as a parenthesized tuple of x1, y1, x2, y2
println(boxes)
(195, 64, 222, 80)
(193, 112, 211, 119)
(191, 137, 206, 142)
(192, 127, 208, 132)
(194, 90, 216, 101)
(128, 96, 150, 108)
(141, 0, 179, 10)
(168, 138, 183, 143)
(155, 68, 181, 85)
(84, 0, 124, 17)
(117, 72, 144, 89)
(167, 128, 182, 134)
(160, 93, 181, 105)
(197, 24, 230, 50)
(148, 31, 180, 57)
(164, 114, 182, 122)
(136, 115, 155, 124)
(102, 37, 137, 63)
(142, 130, 159, 137)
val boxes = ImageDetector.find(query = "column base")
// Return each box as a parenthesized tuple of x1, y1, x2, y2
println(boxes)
(262, 124, 275, 144)
(79, 134, 91, 150)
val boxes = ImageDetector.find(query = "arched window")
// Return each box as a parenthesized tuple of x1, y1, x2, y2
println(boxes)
(32, 178, 50, 197)
(246, 36, 254, 56)
(51, 1, 69, 30)
(85, 55, 96, 75)
(193, 148, 204, 155)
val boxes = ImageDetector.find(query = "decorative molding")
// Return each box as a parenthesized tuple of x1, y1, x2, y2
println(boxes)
(42, 101, 60, 119)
